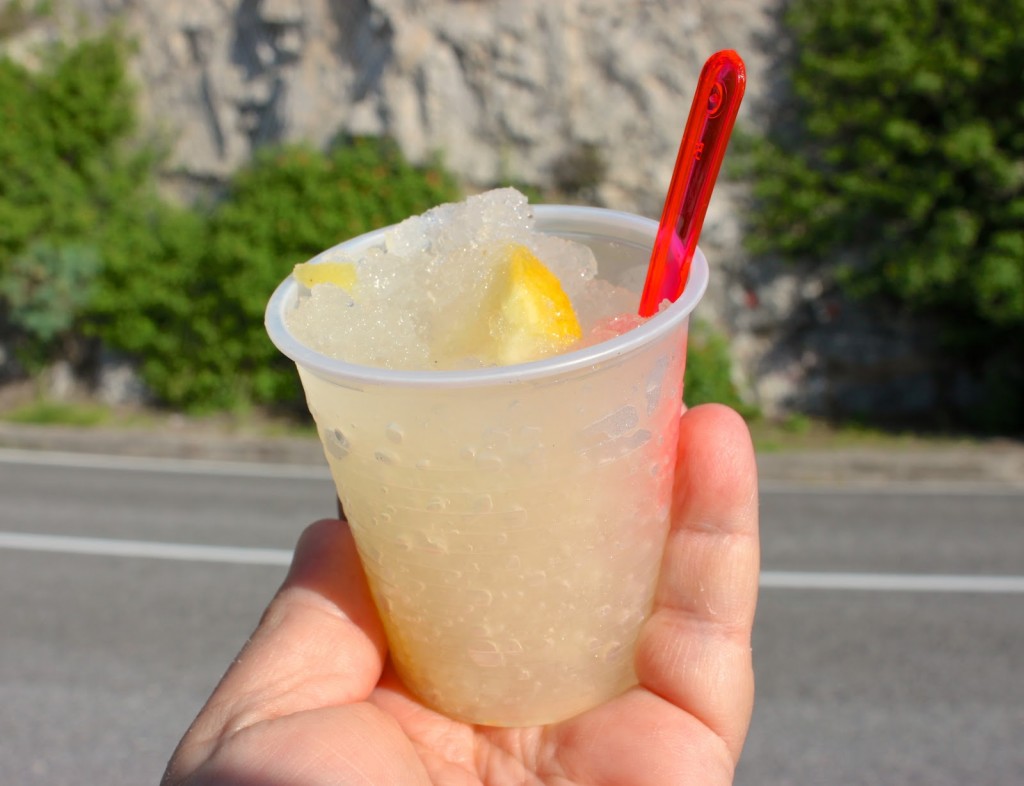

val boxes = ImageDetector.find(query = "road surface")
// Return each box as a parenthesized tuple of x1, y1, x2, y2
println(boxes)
(0, 449, 1021, 784)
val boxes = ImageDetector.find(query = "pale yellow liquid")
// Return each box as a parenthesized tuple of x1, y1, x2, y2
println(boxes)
(298, 325, 686, 726)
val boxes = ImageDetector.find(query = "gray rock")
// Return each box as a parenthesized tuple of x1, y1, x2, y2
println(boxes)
(95, 352, 150, 407)
(45, 360, 78, 401)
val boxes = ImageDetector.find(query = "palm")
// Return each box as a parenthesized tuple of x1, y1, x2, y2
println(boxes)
(164, 406, 759, 786)
(366, 665, 737, 785)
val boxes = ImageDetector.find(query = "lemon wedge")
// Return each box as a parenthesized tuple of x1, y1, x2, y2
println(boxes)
(293, 261, 357, 292)
(488, 244, 582, 364)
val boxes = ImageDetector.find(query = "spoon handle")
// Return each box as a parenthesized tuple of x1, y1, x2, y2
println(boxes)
(639, 50, 746, 317)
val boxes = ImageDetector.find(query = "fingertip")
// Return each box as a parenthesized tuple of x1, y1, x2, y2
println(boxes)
(675, 404, 758, 530)
(184, 518, 388, 745)
(679, 403, 753, 453)
(281, 519, 385, 646)
(276, 518, 389, 678)
(283, 518, 349, 590)
(288, 517, 346, 567)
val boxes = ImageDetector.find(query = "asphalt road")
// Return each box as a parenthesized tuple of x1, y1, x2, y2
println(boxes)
(1, 450, 1021, 785)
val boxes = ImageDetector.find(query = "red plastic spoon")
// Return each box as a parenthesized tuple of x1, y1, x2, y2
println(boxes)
(639, 50, 746, 317)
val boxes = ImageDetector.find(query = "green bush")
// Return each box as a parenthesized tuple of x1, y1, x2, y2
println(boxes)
(740, 0, 1024, 430)
(0, 240, 101, 367)
(92, 138, 461, 411)
(0, 30, 467, 411)
(86, 201, 212, 405)
(684, 321, 757, 418)
(0, 33, 462, 412)
(0, 31, 160, 376)
(0, 33, 143, 264)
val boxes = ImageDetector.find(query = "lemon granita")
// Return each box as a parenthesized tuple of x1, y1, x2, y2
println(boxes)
(266, 190, 710, 726)
(285, 188, 638, 369)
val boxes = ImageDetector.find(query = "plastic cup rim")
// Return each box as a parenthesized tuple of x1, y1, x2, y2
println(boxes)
(264, 204, 709, 390)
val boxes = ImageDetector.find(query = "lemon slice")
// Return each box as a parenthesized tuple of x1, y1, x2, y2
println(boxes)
(293, 261, 357, 292)
(488, 244, 582, 364)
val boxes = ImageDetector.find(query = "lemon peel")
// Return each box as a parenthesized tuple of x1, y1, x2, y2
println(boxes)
(293, 261, 357, 292)
(488, 244, 582, 365)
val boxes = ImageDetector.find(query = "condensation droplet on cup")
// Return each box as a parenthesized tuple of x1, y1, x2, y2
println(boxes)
(645, 357, 669, 416)
(473, 494, 494, 512)
(620, 600, 645, 624)
(460, 445, 477, 461)
(415, 458, 432, 470)
(476, 451, 503, 470)
(362, 543, 384, 564)
(395, 534, 414, 552)
(374, 450, 397, 465)
(482, 427, 511, 449)
(323, 427, 350, 459)
(582, 405, 640, 444)
(519, 425, 543, 440)
(598, 640, 626, 663)
(372, 559, 396, 584)
(415, 530, 447, 554)
(441, 568, 463, 585)
(385, 423, 404, 444)
(426, 496, 446, 512)
(515, 425, 544, 463)
(467, 639, 503, 667)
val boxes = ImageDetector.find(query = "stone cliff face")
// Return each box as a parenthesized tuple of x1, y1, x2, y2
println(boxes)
(4, 0, 951, 421)
(88, 0, 777, 216)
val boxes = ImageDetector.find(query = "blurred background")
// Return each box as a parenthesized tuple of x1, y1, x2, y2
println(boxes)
(1, 1, 1021, 785)
(1, 0, 1021, 435)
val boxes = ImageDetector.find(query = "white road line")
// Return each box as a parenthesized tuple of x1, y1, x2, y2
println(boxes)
(760, 570, 1024, 593)
(0, 448, 331, 480)
(2, 532, 1023, 593)
(0, 532, 292, 565)
(759, 480, 1024, 496)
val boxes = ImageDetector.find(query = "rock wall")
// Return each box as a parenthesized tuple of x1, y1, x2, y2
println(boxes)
(3, 0, 952, 421)
(58, 0, 778, 213)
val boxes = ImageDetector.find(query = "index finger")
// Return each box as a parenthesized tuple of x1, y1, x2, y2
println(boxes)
(635, 404, 760, 760)
(167, 519, 388, 772)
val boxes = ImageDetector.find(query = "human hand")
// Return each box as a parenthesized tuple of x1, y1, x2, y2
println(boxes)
(162, 404, 760, 785)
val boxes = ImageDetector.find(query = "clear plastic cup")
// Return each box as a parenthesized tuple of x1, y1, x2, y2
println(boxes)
(265, 205, 709, 726)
